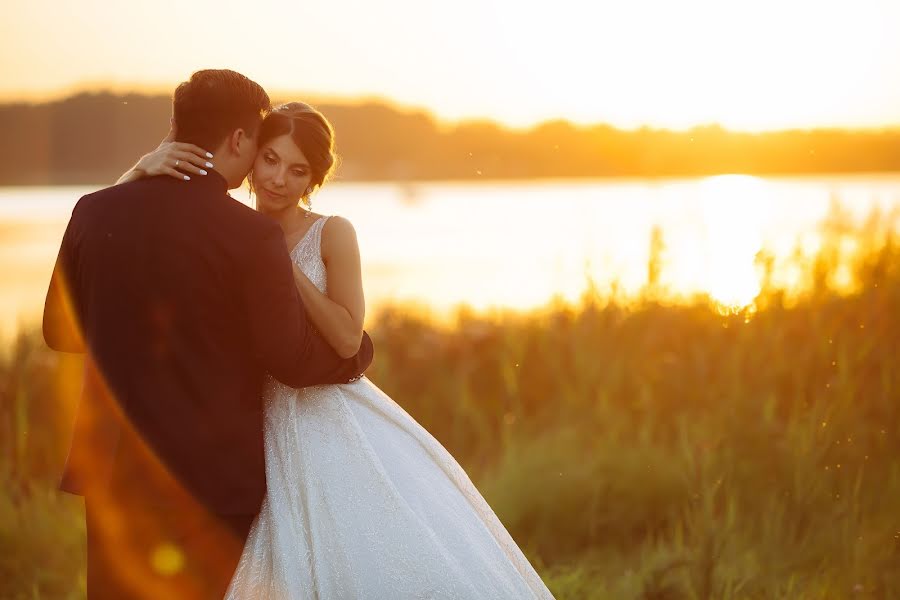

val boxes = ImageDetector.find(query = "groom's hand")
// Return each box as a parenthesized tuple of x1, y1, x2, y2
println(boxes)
(346, 331, 374, 381)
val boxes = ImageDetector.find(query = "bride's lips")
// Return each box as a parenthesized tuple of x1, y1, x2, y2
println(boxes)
(261, 188, 285, 202)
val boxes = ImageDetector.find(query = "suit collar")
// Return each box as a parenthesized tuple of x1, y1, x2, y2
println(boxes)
(188, 169, 229, 195)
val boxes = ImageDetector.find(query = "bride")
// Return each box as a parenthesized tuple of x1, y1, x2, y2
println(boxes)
(125, 102, 554, 599)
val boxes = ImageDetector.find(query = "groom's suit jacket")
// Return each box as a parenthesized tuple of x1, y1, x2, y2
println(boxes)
(43, 171, 373, 515)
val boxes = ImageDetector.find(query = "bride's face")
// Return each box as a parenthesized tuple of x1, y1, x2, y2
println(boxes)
(252, 134, 313, 215)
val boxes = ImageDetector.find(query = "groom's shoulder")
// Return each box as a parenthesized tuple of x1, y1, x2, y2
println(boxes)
(69, 177, 167, 211)
(66, 177, 279, 237)
(62, 180, 164, 229)
(65, 182, 129, 219)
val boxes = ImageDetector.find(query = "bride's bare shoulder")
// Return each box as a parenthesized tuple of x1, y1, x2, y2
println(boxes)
(321, 216, 360, 259)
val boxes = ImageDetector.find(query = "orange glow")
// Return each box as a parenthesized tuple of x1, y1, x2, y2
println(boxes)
(43, 260, 246, 596)
(2, 1, 900, 131)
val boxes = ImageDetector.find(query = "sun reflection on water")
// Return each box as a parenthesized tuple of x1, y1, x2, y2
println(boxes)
(695, 174, 769, 309)
(1, 176, 899, 340)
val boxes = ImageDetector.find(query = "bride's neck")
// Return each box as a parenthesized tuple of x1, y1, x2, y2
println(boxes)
(268, 205, 306, 234)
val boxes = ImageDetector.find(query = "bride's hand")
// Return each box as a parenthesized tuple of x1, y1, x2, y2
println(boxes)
(133, 126, 214, 181)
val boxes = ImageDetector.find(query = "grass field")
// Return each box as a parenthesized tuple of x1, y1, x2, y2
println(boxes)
(2, 214, 898, 599)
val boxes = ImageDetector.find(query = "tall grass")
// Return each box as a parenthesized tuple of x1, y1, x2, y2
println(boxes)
(1, 332, 86, 599)
(2, 213, 898, 598)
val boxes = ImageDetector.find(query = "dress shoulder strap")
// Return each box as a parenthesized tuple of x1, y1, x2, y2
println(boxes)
(310, 215, 331, 257)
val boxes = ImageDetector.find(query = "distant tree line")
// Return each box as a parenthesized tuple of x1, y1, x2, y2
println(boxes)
(1, 92, 899, 185)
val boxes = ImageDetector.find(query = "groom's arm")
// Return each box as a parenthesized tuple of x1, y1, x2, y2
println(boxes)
(43, 206, 86, 353)
(242, 222, 373, 388)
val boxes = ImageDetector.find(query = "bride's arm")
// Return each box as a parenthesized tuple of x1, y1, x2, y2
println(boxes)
(116, 125, 214, 185)
(291, 217, 365, 359)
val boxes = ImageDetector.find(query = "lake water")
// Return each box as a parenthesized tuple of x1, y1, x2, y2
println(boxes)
(2, 174, 900, 341)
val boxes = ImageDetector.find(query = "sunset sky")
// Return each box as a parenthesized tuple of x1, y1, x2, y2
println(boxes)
(3, 0, 900, 131)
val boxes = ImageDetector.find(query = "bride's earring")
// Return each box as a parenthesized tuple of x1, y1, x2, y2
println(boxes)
(304, 188, 312, 217)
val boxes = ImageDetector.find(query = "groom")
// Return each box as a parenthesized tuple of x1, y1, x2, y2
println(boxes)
(43, 69, 373, 599)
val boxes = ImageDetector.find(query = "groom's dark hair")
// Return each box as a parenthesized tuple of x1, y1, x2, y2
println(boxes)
(172, 69, 271, 150)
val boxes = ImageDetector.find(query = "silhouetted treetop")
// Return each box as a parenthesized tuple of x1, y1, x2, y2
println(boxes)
(1, 92, 898, 185)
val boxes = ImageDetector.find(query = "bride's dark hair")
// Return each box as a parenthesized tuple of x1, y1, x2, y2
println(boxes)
(258, 102, 338, 200)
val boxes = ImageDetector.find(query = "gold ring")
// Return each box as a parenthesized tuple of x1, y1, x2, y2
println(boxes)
(175, 159, 180, 168)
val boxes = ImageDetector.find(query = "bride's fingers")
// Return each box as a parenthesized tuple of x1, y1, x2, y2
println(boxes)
(173, 150, 214, 175)
(172, 158, 209, 175)
(162, 166, 192, 181)
(172, 147, 214, 170)
(173, 143, 213, 162)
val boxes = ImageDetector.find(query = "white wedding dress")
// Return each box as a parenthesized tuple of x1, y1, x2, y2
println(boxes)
(224, 216, 554, 599)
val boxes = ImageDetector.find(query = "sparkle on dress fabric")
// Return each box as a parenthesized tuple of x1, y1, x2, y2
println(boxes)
(225, 216, 555, 599)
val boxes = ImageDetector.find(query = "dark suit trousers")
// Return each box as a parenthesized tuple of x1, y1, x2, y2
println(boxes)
(84, 491, 255, 600)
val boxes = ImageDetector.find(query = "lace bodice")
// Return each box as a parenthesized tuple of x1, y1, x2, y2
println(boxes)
(289, 215, 330, 293)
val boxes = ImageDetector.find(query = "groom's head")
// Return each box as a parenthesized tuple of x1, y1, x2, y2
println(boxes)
(173, 69, 270, 189)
